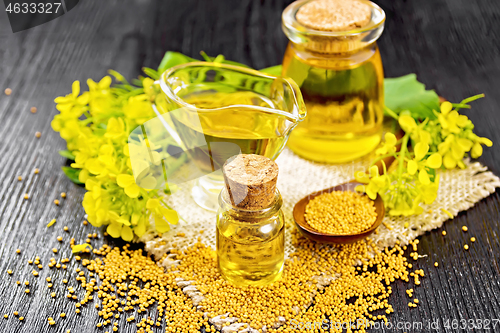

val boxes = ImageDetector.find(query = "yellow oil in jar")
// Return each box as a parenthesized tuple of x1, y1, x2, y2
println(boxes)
(283, 44, 384, 163)
(216, 217, 285, 286)
(170, 91, 292, 174)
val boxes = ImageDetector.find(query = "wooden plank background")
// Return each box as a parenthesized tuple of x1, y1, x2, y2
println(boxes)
(0, 0, 499, 332)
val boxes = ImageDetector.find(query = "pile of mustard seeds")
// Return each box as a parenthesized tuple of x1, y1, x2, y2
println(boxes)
(6, 228, 422, 333)
(305, 191, 377, 235)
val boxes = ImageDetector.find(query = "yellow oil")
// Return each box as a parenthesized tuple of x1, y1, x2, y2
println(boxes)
(216, 216, 285, 286)
(170, 91, 291, 174)
(282, 43, 384, 163)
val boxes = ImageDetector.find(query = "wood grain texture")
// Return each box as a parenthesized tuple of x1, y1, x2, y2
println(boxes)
(0, 0, 499, 332)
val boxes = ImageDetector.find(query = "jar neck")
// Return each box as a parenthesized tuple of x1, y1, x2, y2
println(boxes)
(290, 40, 378, 59)
(218, 188, 282, 222)
(282, 0, 385, 54)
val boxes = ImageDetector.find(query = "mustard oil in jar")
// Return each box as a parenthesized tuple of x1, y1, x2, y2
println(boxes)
(216, 203, 285, 286)
(282, 0, 386, 163)
(217, 154, 285, 286)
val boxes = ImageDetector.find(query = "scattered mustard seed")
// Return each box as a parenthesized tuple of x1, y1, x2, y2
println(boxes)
(24, 281, 29, 286)
(23, 194, 29, 200)
(52, 248, 58, 253)
(61, 192, 66, 198)
(3, 314, 7, 319)
(57, 236, 63, 242)
(4, 88, 12, 95)
(17, 176, 22, 181)
(62, 279, 68, 284)
(34, 168, 39, 174)
(64, 226, 69, 232)
(464, 244, 469, 250)
(54, 199, 60, 206)
(16, 281, 20, 285)
(48, 283, 53, 288)
(60, 313, 66, 318)
(7, 269, 12, 275)
(37, 264, 43, 269)
(51, 292, 56, 298)
(462, 226, 468, 232)
(442, 230, 447, 236)
(25, 289, 30, 294)
(30, 107, 37, 114)
(471, 237, 476, 242)
(35, 132, 41, 138)
(83, 220, 88, 225)
(434, 262, 439, 267)
(19, 316, 24, 321)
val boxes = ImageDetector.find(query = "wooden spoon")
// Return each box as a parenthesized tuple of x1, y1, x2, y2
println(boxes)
(292, 182, 385, 244)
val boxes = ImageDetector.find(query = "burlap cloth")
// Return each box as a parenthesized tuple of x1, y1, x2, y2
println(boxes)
(138, 147, 500, 332)
(140, 147, 500, 256)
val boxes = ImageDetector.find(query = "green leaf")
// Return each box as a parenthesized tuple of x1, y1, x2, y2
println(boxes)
(157, 51, 197, 74)
(384, 74, 440, 120)
(59, 150, 75, 160)
(62, 167, 83, 184)
(260, 65, 283, 76)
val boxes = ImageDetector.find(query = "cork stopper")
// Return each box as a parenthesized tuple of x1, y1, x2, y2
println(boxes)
(222, 154, 279, 210)
(296, 0, 371, 32)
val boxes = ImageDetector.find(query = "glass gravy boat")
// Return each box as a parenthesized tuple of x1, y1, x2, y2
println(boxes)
(129, 62, 306, 212)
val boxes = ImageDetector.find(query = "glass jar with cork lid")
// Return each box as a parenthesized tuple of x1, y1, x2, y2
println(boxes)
(282, 0, 386, 163)
(216, 154, 285, 287)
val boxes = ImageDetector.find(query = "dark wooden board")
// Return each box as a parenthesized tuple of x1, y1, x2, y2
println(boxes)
(0, 0, 499, 332)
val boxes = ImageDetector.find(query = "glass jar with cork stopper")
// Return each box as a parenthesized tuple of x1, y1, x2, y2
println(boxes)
(216, 154, 285, 287)
(281, 0, 386, 163)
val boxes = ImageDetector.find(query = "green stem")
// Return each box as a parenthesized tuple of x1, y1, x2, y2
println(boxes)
(161, 199, 187, 223)
(81, 117, 93, 126)
(451, 103, 471, 110)
(370, 153, 398, 168)
(384, 106, 399, 120)
(460, 93, 485, 105)
(398, 134, 410, 181)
